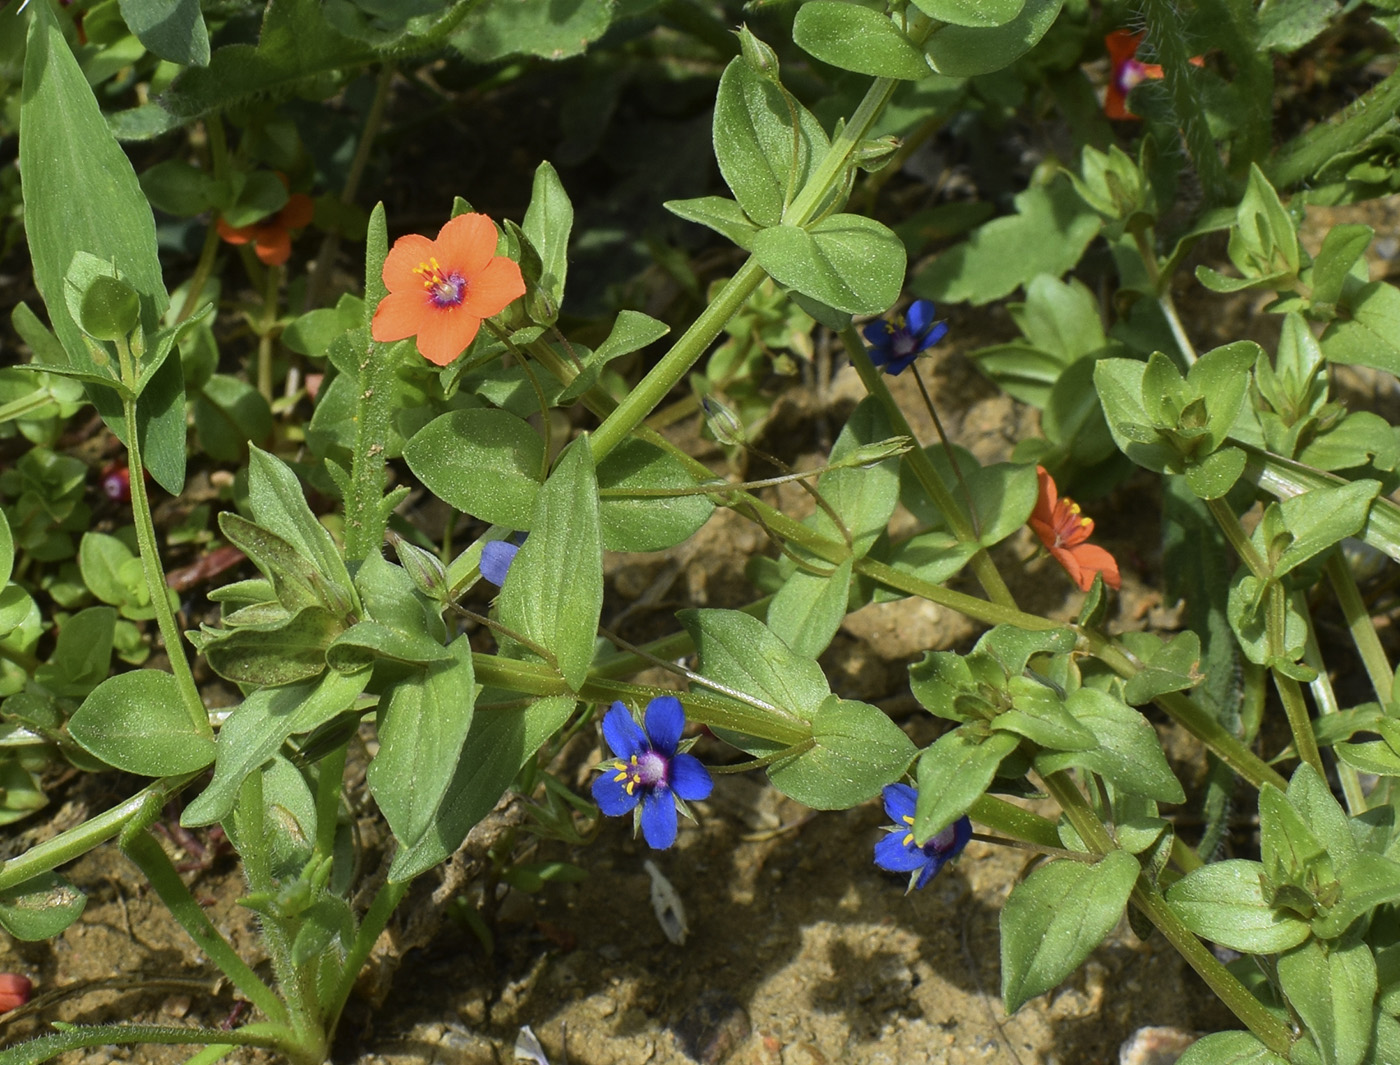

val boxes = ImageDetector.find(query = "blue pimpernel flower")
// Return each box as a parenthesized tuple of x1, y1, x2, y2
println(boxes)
(861, 299, 948, 375)
(480, 540, 520, 587)
(874, 783, 972, 892)
(591, 696, 713, 849)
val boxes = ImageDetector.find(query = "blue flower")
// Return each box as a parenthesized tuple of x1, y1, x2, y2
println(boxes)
(480, 540, 520, 587)
(861, 299, 948, 375)
(591, 696, 713, 849)
(873, 783, 971, 891)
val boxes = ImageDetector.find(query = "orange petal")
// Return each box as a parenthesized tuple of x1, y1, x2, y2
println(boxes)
(371, 291, 429, 343)
(1105, 29, 1143, 65)
(416, 307, 481, 366)
(382, 234, 438, 294)
(1104, 86, 1135, 120)
(279, 193, 315, 230)
(463, 256, 526, 318)
(217, 218, 253, 245)
(435, 213, 499, 277)
(254, 228, 292, 266)
(1072, 543, 1121, 590)
(1031, 467, 1057, 526)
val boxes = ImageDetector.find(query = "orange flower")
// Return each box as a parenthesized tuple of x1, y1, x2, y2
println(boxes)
(1028, 466, 1121, 592)
(371, 214, 526, 367)
(217, 193, 315, 267)
(1103, 29, 1203, 120)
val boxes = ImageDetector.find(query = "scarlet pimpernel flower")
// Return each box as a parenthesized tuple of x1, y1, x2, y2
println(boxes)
(1028, 466, 1121, 592)
(216, 192, 315, 267)
(862, 299, 948, 375)
(591, 696, 713, 850)
(0, 972, 32, 1012)
(874, 784, 971, 892)
(1103, 29, 1203, 120)
(371, 213, 526, 367)
(479, 540, 520, 587)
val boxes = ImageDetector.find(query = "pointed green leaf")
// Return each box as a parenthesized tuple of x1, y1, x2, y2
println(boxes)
(752, 214, 905, 315)
(69, 670, 214, 775)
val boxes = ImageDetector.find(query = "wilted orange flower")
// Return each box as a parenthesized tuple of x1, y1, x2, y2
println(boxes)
(371, 213, 526, 367)
(1028, 466, 1121, 592)
(216, 192, 315, 267)
(1103, 30, 1203, 121)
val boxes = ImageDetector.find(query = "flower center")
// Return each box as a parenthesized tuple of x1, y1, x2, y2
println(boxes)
(611, 749, 670, 795)
(1117, 59, 1152, 93)
(1052, 499, 1091, 547)
(414, 257, 467, 308)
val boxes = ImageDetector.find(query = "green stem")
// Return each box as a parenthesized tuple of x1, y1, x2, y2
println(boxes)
(122, 831, 287, 1026)
(1204, 496, 1269, 579)
(175, 222, 221, 325)
(968, 794, 1061, 851)
(1265, 582, 1325, 779)
(0, 388, 59, 425)
(0, 1023, 303, 1065)
(0, 774, 199, 892)
(314, 746, 347, 861)
(1041, 772, 1289, 1053)
(1134, 228, 1196, 365)
(120, 387, 209, 738)
(326, 878, 409, 1031)
(1268, 66, 1400, 190)
(1297, 591, 1365, 813)
(256, 264, 281, 403)
(841, 325, 1018, 609)
(1324, 549, 1393, 704)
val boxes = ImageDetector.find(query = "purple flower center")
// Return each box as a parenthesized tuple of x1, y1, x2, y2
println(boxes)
(634, 749, 669, 788)
(413, 257, 468, 308)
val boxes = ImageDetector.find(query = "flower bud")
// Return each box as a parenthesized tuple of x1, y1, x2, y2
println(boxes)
(0, 973, 32, 1012)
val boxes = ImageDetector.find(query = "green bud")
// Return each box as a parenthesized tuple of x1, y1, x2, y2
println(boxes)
(388, 532, 448, 601)
(736, 25, 781, 81)
(834, 436, 913, 468)
(79, 275, 141, 341)
(852, 135, 901, 174)
(701, 396, 747, 447)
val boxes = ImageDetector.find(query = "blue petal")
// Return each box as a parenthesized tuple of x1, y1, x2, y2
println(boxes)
(862, 320, 894, 350)
(917, 319, 950, 352)
(639, 788, 679, 849)
(643, 695, 685, 755)
(883, 351, 918, 375)
(947, 815, 973, 858)
(904, 299, 936, 337)
(881, 783, 917, 824)
(874, 830, 927, 873)
(669, 752, 713, 801)
(913, 852, 948, 890)
(479, 541, 520, 587)
(592, 772, 641, 817)
(601, 704, 647, 760)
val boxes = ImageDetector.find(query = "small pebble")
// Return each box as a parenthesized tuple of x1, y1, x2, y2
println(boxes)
(673, 991, 750, 1065)
(1119, 1026, 1198, 1065)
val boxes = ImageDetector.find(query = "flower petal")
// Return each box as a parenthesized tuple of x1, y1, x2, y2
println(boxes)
(279, 193, 316, 230)
(253, 228, 292, 266)
(669, 752, 713, 802)
(1031, 467, 1058, 528)
(416, 307, 481, 366)
(371, 291, 428, 343)
(602, 704, 648, 760)
(862, 319, 894, 349)
(912, 852, 948, 890)
(462, 255, 526, 319)
(382, 234, 437, 294)
(217, 218, 254, 245)
(1067, 542, 1121, 591)
(639, 788, 679, 849)
(436, 213, 499, 278)
(592, 772, 640, 817)
(643, 695, 685, 755)
(881, 783, 917, 824)
(479, 541, 519, 587)
(918, 319, 950, 352)
(874, 830, 927, 873)
(905, 299, 936, 338)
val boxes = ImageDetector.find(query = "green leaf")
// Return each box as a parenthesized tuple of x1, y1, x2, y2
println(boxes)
(1000, 850, 1138, 1013)
(498, 438, 603, 690)
(1166, 859, 1313, 952)
(0, 509, 11, 587)
(1322, 280, 1400, 375)
(792, 3, 932, 79)
(766, 694, 916, 809)
(1122, 631, 1204, 704)
(118, 0, 211, 66)
(69, 670, 214, 775)
(712, 56, 828, 227)
(192, 373, 273, 463)
(680, 608, 831, 723)
(664, 195, 760, 250)
(404, 409, 544, 530)
(913, 0, 1025, 27)
(1175, 1031, 1288, 1065)
(390, 694, 575, 881)
(996, 677, 1098, 751)
(367, 639, 475, 849)
(814, 398, 903, 556)
(752, 214, 905, 315)
(596, 438, 713, 552)
(33, 606, 115, 698)
(1309, 223, 1372, 314)
(913, 179, 1100, 305)
(1277, 937, 1376, 1065)
(768, 557, 853, 659)
(521, 160, 573, 317)
(246, 447, 357, 618)
(923, 0, 1063, 77)
(219, 513, 339, 616)
(182, 668, 370, 828)
(1314, 852, 1400, 940)
(20, 0, 184, 492)
(1093, 358, 1181, 475)
(1037, 688, 1186, 802)
(222, 755, 316, 883)
(450, 0, 616, 61)
(915, 729, 1021, 840)
(325, 620, 454, 674)
(0, 872, 86, 941)
(1267, 480, 1379, 578)
(200, 606, 342, 686)
(559, 310, 670, 404)
(1189, 341, 1265, 450)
